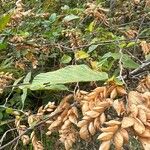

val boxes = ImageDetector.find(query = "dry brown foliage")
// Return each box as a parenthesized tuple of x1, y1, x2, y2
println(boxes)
(0, 72, 13, 93)
(13, 75, 150, 150)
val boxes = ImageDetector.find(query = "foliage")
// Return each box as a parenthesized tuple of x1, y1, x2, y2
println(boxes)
(0, 0, 150, 149)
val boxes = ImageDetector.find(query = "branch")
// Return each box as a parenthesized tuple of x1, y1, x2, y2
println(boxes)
(130, 61, 150, 76)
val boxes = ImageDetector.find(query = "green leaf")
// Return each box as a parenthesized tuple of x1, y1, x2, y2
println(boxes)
(0, 42, 7, 50)
(88, 45, 98, 53)
(126, 42, 136, 48)
(23, 72, 31, 83)
(0, 112, 3, 120)
(88, 21, 95, 32)
(101, 52, 139, 69)
(122, 57, 139, 69)
(5, 107, 13, 114)
(75, 50, 89, 60)
(49, 13, 57, 23)
(30, 65, 108, 89)
(60, 54, 72, 64)
(21, 72, 31, 110)
(63, 14, 79, 22)
(0, 14, 11, 32)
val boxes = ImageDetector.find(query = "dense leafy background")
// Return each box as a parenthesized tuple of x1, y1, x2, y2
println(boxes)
(0, 0, 150, 149)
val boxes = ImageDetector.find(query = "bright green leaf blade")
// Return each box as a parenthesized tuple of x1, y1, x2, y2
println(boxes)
(75, 50, 89, 60)
(88, 21, 95, 32)
(31, 65, 108, 88)
(0, 14, 11, 32)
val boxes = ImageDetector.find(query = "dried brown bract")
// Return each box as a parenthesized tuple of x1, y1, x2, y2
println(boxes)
(0, 72, 13, 93)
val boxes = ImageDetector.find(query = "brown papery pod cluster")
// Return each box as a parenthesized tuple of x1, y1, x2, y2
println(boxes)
(98, 120, 129, 150)
(14, 75, 150, 150)
(76, 84, 126, 135)
(85, 2, 109, 26)
(46, 95, 78, 150)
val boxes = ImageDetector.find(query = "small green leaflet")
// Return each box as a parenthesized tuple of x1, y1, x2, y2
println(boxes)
(88, 45, 98, 53)
(0, 13, 11, 32)
(63, 14, 79, 22)
(60, 54, 72, 64)
(75, 50, 89, 60)
(21, 72, 31, 110)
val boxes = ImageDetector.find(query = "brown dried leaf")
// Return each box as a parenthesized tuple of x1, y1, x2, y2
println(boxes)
(94, 117, 101, 130)
(82, 102, 89, 114)
(88, 121, 96, 135)
(48, 120, 62, 130)
(139, 127, 150, 138)
(128, 91, 144, 106)
(110, 88, 117, 99)
(120, 129, 129, 143)
(140, 41, 150, 55)
(94, 87, 106, 93)
(97, 132, 113, 141)
(116, 86, 127, 95)
(121, 117, 135, 128)
(99, 140, 111, 150)
(77, 120, 88, 128)
(130, 104, 139, 117)
(113, 100, 122, 116)
(105, 120, 121, 126)
(93, 106, 104, 113)
(79, 125, 90, 140)
(69, 115, 77, 124)
(100, 113, 106, 124)
(85, 110, 100, 118)
(101, 125, 119, 133)
(114, 131, 124, 150)
(138, 108, 147, 124)
(133, 118, 145, 134)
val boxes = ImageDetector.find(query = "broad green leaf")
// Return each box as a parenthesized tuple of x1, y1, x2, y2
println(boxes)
(30, 65, 108, 89)
(122, 57, 139, 69)
(75, 50, 89, 60)
(0, 14, 11, 32)
(60, 54, 72, 64)
(101, 52, 139, 69)
(63, 14, 79, 22)
(88, 44, 98, 53)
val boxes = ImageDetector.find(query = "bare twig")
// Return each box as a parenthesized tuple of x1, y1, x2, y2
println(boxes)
(130, 61, 150, 76)
(0, 128, 17, 147)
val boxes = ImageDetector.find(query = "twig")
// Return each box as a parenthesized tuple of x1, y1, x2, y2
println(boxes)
(0, 108, 62, 150)
(130, 61, 150, 76)
(0, 128, 17, 147)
